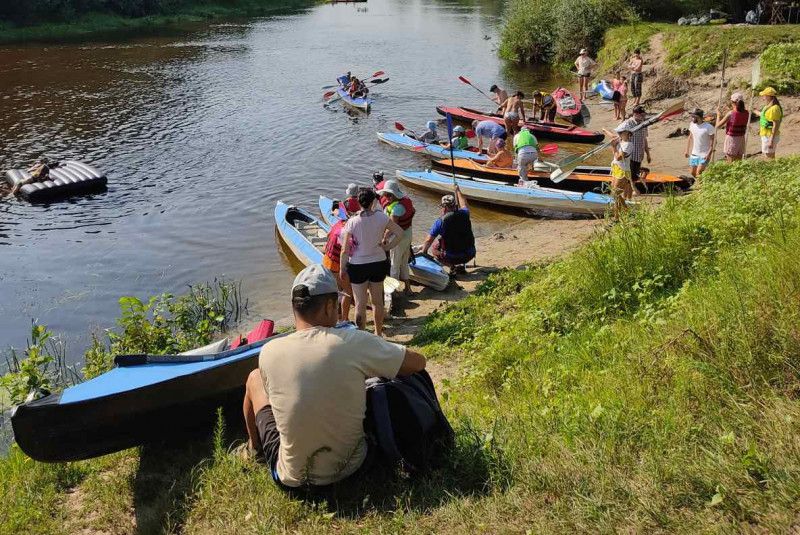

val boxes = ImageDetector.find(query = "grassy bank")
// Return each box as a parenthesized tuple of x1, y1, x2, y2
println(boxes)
(0, 0, 317, 45)
(3, 156, 800, 532)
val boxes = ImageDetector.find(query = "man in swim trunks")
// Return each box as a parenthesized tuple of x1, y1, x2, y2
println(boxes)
(499, 91, 526, 136)
(628, 49, 644, 107)
(489, 84, 508, 109)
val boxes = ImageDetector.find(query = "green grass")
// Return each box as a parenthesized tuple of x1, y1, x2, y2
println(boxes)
(596, 22, 668, 71)
(760, 42, 800, 94)
(4, 157, 800, 532)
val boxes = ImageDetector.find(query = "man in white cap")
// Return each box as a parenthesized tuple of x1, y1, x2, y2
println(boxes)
(574, 48, 596, 100)
(685, 108, 715, 177)
(377, 180, 415, 295)
(241, 264, 426, 488)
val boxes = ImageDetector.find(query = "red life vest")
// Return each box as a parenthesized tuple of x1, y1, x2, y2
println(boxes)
(324, 220, 346, 271)
(374, 181, 390, 208)
(726, 109, 748, 137)
(386, 197, 415, 230)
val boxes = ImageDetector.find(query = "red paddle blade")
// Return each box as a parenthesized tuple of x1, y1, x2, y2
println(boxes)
(394, 122, 406, 131)
(412, 145, 425, 151)
(465, 130, 476, 138)
(371, 70, 385, 78)
(323, 90, 336, 100)
(540, 143, 558, 155)
(458, 76, 471, 85)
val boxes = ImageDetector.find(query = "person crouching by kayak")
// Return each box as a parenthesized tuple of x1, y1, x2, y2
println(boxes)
(377, 180, 415, 295)
(442, 125, 470, 151)
(240, 263, 427, 486)
(420, 186, 476, 276)
(514, 127, 539, 181)
(532, 91, 556, 122)
(485, 138, 513, 168)
(472, 119, 506, 155)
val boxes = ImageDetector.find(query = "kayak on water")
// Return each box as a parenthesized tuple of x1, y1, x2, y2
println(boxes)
(377, 132, 489, 162)
(336, 87, 372, 112)
(553, 87, 591, 126)
(436, 106, 604, 144)
(395, 169, 614, 216)
(318, 195, 450, 291)
(430, 158, 695, 193)
(593, 80, 615, 100)
(11, 320, 275, 462)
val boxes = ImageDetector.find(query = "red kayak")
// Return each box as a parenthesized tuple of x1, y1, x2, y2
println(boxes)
(552, 87, 591, 126)
(436, 106, 603, 144)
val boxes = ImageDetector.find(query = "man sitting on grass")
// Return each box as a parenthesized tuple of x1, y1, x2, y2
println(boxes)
(240, 264, 427, 489)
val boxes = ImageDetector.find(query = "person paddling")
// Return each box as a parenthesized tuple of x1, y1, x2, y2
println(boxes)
(499, 91, 526, 136)
(377, 180, 415, 296)
(755, 87, 782, 159)
(715, 92, 748, 162)
(413, 121, 439, 144)
(420, 186, 476, 276)
(513, 126, 539, 181)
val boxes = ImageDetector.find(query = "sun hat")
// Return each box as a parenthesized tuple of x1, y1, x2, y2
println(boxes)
(453, 125, 465, 134)
(614, 124, 631, 133)
(376, 179, 405, 199)
(426, 120, 437, 131)
(580, 48, 587, 54)
(759, 87, 777, 97)
(730, 92, 744, 102)
(440, 194, 456, 207)
(345, 183, 358, 197)
(292, 264, 338, 297)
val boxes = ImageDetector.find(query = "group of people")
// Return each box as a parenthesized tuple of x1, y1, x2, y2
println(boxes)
(337, 72, 368, 98)
(575, 47, 643, 109)
(321, 175, 476, 335)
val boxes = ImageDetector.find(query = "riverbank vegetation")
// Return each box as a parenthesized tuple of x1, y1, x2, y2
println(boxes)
(0, 0, 317, 44)
(3, 157, 800, 532)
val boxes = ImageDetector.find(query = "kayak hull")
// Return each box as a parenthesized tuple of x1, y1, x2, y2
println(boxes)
(10, 326, 274, 463)
(395, 170, 612, 216)
(336, 87, 372, 111)
(431, 158, 694, 193)
(318, 195, 450, 291)
(377, 132, 489, 163)
(436, 106, 603, 143)
(553, 87, 590, 126)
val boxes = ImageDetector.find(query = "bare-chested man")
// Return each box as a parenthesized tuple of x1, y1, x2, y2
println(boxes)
(499, 91, 526, 136)
(628, 49, 644, 107)
(489, 84, 508, 109)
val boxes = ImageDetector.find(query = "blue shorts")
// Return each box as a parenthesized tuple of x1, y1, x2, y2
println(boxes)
(689, 155, 708, 167)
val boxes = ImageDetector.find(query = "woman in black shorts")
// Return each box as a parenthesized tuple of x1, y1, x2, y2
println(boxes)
(339, 188, 403, 336)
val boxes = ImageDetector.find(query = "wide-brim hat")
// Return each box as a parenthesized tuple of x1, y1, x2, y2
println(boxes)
(376, 179, 405, 199)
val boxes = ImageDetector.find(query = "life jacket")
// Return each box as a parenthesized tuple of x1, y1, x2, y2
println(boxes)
(440, 209, 475, 256)
(514, 129, 538, 153)
(323, 219, 346, 271)
(727, 109, 748, 137)
(373, 181, 391, 209)
(452, 135, 469, 150)
(760, 104, 782, 132)
(386, 197, 415, 230)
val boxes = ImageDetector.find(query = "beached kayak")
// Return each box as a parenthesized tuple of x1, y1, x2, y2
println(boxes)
(436, 106, 604, 143)
(336, 87, 372, 111)
(11, 320, 275, 462)
(377, 132, 489, 162)
(553, 87, 591, 126)
(593, 80, 615, 100)
(318, 195, 450, 291)
(430, 158, 695, 193)
(396, 170, 612, 216)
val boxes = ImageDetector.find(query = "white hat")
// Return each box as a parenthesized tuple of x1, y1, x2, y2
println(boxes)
(730, 92, 744, 102)
(345, 183, 358, 196)
(580, 48, 588, 54)
(376, 179, 405, 199)
(291, 264, 338, 297)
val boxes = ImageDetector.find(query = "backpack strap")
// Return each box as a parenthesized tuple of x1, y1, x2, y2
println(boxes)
(368, 384, 403, 465)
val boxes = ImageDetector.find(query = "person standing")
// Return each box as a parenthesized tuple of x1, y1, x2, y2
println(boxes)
(715, 92, 749, 162)
(339, 188, 403, 336)
(612, 74, 628, 121)
(471, 119, 506, 154)
(499, 91, 526, 136)
(513, 126, 539, 181)
(574, 48, 597, 100)
(629, 49, 644, 107)
(603, 127, 634, 219)
(377, 180, 415, 296)
(755, 87, 782, 159)
(685, 108, 716, 177)
(420, 186, 476, 276)
(240, 263, 426, 486)
(618, 105, 652, 185)
(489, 84, 509, 109)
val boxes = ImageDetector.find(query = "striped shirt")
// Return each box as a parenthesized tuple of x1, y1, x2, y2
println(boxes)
(619, 117, 648, 162)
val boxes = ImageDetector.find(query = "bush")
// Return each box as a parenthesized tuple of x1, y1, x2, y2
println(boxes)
(498, 0, 557, 63)
(760, 42, 800, 94)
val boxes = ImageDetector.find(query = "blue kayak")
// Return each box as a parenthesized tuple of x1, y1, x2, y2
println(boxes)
(318, 195, 450, 291)
(336, 87, 372, 111)
(377, 132, 489, 162)
(593, 80, 615, 100)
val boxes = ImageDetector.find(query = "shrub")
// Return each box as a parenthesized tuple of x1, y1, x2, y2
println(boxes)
(760, 42, 800, 94)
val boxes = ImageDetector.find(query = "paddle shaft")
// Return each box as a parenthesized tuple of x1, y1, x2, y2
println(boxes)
(743, 57, 761, 158)
(711, 49, 727, 161)
(459, 76, 500, 107)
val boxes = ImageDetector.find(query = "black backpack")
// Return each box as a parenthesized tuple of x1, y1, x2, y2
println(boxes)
(365, 370, 454, 472)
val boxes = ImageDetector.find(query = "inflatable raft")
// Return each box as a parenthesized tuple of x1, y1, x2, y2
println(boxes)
(377, 132, 489, 162)
(336, 87, 372, 112)
(4, 160, 107, 202)
(553, 87, 591, 126)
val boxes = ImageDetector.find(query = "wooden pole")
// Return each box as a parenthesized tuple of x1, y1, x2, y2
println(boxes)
(712, 49, 727, 161)
(743, 57, 761, 159)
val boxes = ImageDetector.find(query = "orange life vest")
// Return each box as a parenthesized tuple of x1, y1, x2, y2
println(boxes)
(323, 220, 346, 272)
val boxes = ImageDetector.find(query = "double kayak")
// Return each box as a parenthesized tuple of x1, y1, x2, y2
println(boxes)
(431, 158, 695, 193)
(436, 106, 604, 144)
(396, 170, 614, 216)
(553, 87, 591, 126)
(336, 87, 372, 112)
(11, 320, 275, 462)
(377, 132, 489, 163)
(318, 195, 450, 291)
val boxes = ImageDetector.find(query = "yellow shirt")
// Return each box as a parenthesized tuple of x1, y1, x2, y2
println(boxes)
(760, 104, 783, 137)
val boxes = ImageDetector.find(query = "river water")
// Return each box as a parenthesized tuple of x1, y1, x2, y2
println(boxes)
(0, 0, 573, 363)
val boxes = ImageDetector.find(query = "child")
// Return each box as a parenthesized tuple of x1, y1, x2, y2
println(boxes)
(612, 74, 629, 120)
(603, 127, 634, 219)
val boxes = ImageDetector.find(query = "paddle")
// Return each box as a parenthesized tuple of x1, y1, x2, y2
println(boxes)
(711, 49, 727, 161)
(324, 77, 389, 102)
(458, 76, 498, 106)
(743, 56, 761, 159)
(549, 100, 685, 183)
(322, 70, 384, 89)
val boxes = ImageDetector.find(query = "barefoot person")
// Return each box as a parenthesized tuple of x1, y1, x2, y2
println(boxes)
(489, 84, 508, 109)
(685, 108, 715, 177)
(420, 186, 476, 276)
(514, 126, 539, 181)
(240, 263, 426, 488)
(715, 92, 748, 162)
(618, 105, 652, 186)
(484, 138, 513, 168)
(9, 158, 58, 197)
(339, 188, 403, 336)
(612, 74, 628, 120)
(604, 127, 634, 219)
(377, 180, 415, 296)
(532, 91, 556, 122)
(755, 87, 782, 159)
(471, 119, 506, 154)
(574, 48, 596, 100)
(499, 91, 526, 136)
(629, 48, 644, 107)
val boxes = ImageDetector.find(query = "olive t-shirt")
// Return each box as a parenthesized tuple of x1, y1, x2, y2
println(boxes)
(258, 326, 405, 487)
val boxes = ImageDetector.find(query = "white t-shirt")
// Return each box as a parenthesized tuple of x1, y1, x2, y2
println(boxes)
(576, 56, 596, 75)
(343, 209, 390, 264)
(690, 122, 715, 157)
(259, 327, 405, 487)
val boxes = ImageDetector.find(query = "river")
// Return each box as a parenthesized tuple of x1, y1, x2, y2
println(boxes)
(0, 0, 574, 364)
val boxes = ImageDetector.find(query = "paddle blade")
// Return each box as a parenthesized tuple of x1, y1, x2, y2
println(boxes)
(394, 122, 406, 131)
(323, 90, 336, 100)
(540, 143, 558, 155)
(370, 70, 385, 79)
(321, 84, 337, 90)
(458, 75, 472, 85)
